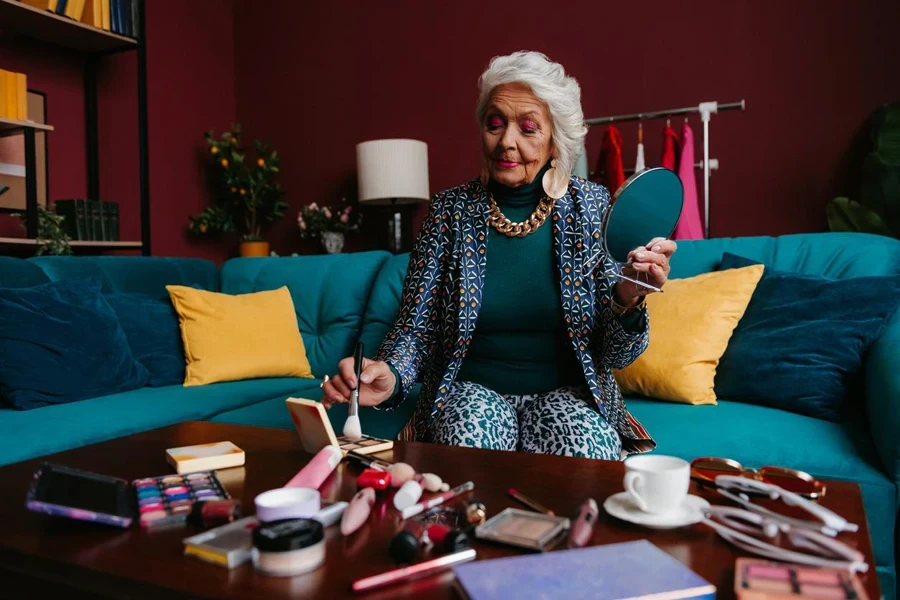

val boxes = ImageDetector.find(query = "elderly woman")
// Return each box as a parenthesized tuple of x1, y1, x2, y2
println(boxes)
(322, 51, 676, 459)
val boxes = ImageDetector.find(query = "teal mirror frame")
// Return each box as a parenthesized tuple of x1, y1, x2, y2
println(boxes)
(603, 167, 684, 264)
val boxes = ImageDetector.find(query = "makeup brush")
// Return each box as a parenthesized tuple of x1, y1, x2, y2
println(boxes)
(343, 342, 364, 442)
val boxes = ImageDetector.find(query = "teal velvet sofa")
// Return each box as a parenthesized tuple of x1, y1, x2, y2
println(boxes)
(0, 232, 897, 597)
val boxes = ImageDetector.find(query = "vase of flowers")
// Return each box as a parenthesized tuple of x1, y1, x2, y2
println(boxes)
(297, 199, 361, 254)
(188, 124, 288, 257)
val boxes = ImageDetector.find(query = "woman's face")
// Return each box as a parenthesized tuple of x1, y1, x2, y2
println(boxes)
(481, 83, 555, 188)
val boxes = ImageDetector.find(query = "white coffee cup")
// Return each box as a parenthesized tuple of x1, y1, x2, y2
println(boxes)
(623, 454, 691, 515)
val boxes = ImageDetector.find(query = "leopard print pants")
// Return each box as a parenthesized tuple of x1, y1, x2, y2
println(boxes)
(426, 381, 623, 460)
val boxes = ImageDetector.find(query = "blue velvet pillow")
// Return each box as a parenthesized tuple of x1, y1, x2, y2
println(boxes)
(0, 278, 149, 410)
(715, 253, 900, 421)
(105, 293, 185, 387)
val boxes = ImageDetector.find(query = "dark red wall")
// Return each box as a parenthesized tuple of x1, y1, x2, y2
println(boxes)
(232, 0, 900, 254)
(4, 2, 899, 259)
(1, 0, 236, 262)
(97, 0, 238, 261)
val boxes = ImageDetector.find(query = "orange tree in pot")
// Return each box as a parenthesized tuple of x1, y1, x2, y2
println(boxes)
(188, 124, 288, 257)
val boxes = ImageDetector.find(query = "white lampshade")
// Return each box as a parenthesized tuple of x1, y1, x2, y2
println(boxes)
(356, 139, 429, 205)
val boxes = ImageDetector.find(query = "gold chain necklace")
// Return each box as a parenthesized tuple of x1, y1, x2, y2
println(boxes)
(487, 194, 555, 237)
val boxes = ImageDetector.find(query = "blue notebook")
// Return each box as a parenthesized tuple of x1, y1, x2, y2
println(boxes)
(452, 539, 716, 600)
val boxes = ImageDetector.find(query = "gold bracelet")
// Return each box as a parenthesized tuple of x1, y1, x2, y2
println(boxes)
(611, 295, 645, 316)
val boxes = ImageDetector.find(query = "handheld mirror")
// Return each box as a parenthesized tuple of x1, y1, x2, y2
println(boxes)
(584, 167, 684, 293)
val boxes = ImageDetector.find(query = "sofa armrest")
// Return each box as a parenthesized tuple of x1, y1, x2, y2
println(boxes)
(864, 312, 900, 481)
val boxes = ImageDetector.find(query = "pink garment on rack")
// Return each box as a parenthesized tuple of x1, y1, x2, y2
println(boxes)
(672, 122, 705, 240)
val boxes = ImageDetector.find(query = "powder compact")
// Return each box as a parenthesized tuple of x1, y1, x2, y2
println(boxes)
(475, 508, 570, 552)
(251, 518, 326, 577)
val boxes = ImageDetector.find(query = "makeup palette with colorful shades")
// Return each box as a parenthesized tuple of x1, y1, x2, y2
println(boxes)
(735, 558, 869, 600)
(25, 462, 231, 530)
(134, 471, 231, 528)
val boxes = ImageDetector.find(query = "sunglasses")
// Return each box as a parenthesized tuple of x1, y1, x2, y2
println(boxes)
(703, 505, 868, 574)
(691, 456, 826, 500)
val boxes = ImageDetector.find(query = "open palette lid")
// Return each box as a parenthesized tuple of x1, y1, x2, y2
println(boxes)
(284, 397, 393, 456)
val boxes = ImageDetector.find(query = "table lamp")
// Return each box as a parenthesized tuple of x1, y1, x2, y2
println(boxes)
(356, 139, 429, 253)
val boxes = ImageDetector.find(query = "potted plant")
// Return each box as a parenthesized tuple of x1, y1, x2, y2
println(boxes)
(297, 199, 361, 253)
(189, 124, 288, 257)
(13, 205, 73, 256)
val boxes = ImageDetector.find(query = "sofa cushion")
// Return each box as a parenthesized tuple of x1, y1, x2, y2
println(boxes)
(715, 253, 900, 421)
(0, 278, 149, 410)
(668, 232, 900, 280)
(0, 377, 314, 466)
(29, 256, 219, 296)
(210, 381, 420, 442)
(167, 285, 313, 386)
(0, 257, 50, 288)
(105, 293, 185, 387)
(359, 253, 410, 353)
(613, 265, 764, 405)
(626, 397, 896, 569)
(220, 252, 391, 377)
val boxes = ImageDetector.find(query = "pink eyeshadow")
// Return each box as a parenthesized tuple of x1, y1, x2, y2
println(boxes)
(747, 564, 791, 580)
(140, 510, 167, 524)
(796, 570, 841, 585)
(800, 583, 845, 599)
(749, 578, 792, 594)
(139, 503, 164, 513)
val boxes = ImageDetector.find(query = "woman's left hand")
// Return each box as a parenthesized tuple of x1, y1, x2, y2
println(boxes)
(615, 237, 678, 305)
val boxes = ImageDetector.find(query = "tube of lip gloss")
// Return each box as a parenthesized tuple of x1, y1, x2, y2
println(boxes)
(285, 445, 342, 489)
(568, 498, 599, 548)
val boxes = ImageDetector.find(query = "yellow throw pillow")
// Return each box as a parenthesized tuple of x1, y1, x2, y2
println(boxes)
(613, 264, 764, 405)
(166, 285, 313, 387)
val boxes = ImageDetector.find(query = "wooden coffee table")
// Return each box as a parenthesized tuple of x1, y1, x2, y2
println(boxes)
(0, 421, 881, 599)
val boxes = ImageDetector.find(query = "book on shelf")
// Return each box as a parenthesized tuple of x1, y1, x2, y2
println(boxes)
(17, 0, 139, 38)
(0, 69, 28, 121)
(54, 199, 120, 241)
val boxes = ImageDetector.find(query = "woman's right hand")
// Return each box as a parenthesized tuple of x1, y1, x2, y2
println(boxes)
(321, 358, 396, 409)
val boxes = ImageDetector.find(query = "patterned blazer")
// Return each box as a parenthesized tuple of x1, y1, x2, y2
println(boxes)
(374, 175, 656, 454)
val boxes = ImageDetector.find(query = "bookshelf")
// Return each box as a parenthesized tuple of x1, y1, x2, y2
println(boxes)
(0, 237, 142, 248)
(0, 0, 150, 255)
(0, 117, 54, 133)
(0, 0, 137, 53)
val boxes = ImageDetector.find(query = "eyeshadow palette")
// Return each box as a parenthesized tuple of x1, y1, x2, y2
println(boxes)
(285, 397, 394, 456)
(25, 462, 231, 529)
(734, 558, 869, 600)
(134, 471, 230, 528)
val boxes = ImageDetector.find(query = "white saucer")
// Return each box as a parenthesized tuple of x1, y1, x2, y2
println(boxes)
(603, 492, 710, 530)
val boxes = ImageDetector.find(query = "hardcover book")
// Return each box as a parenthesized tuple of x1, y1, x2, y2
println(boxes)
(452, 539, 716, 600)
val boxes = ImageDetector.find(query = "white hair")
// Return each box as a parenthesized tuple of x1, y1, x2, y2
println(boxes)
(476, 50, 587, 180)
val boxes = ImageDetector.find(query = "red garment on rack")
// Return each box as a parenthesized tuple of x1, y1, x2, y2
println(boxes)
(660, 125, 680, 171)
(592, 125, 626, 194)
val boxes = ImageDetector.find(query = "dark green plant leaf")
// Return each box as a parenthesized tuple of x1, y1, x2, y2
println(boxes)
(872, 102, 900, 166)
(826, 197, 895, 237)
(860, 153, 900, 234)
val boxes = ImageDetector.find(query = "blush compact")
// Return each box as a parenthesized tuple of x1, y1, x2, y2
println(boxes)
(475, 508, 570, 552)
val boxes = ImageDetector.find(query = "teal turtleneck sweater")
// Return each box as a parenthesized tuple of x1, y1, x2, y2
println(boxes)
(455, 163, 584, 395)
(385, 165, 644, 399)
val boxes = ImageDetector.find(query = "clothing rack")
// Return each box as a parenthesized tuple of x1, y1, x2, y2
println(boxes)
(585, 100, 745, 238)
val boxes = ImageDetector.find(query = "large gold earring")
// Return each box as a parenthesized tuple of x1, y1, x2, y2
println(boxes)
(542, 159, 568, 199)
